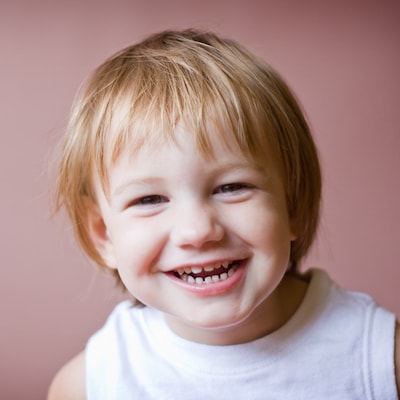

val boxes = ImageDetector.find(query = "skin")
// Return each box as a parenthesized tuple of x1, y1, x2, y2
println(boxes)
(47, 352, 85, 400)
(47, 127, 400, 399)
(89, 125, 301, 343)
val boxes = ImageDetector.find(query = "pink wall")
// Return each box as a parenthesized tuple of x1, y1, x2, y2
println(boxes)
(1, 1, 399, 398)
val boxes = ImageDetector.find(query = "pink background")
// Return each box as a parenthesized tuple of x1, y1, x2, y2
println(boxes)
(1, 1, 399, 398)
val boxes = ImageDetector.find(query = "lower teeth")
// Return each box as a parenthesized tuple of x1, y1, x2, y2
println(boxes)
(182, 265, 236, 285)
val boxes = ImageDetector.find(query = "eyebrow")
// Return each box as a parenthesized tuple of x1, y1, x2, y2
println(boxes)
(112, 177, 164, 198)
(111, 161, 268, 197)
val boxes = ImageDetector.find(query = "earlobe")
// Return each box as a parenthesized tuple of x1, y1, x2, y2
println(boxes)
(289, 223, 297, 241)
(86, 201, 118, 270)
(288, 216, 297, 242)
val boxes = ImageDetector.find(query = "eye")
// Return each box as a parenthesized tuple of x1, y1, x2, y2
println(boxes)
(132, 195, 168, 206)
(214, 183, 251, 194)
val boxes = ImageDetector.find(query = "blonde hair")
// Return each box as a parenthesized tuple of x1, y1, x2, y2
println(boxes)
(56, 29, 321, 283)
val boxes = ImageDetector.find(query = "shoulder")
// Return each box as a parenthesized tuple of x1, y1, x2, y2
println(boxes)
(47, 351, 86, 400)
(395, 322, 400, 396)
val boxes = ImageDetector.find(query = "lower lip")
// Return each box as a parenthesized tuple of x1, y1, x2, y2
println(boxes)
(166, 260, 247, 297)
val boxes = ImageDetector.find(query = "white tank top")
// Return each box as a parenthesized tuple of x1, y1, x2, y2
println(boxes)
(86, 269, 397, 399)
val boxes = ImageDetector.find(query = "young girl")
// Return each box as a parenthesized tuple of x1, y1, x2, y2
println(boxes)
(48, 29, 399, 399)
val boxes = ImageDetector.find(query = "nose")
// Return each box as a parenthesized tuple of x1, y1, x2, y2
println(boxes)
(170, 202, 224, 248)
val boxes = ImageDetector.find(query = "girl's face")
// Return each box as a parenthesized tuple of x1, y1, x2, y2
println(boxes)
(90, 125, 297, 345)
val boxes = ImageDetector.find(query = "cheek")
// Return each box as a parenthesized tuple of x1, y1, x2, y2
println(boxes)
(228, 204, 291, 245)
(110, 219, 167, 275)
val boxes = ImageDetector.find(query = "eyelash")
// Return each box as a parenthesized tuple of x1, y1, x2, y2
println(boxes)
(128, 182, 252, 208)
(132, 195, 168, 206)
(214, 182, 251, 194)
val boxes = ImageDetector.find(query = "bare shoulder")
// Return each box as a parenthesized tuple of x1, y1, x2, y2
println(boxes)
(47, 351, 86, 400)
(395, 322, 400, 396)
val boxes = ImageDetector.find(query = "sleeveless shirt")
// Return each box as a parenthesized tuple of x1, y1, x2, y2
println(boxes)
(86, 269, 397, 399)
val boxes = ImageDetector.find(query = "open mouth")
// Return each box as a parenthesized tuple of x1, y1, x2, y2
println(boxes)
(172, 261, 240, 285)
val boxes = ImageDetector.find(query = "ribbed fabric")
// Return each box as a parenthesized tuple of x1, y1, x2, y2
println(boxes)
(86, 269, 397, 399)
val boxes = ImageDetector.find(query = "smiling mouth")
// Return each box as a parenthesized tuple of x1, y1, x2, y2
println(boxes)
(172, 261, 240, 285)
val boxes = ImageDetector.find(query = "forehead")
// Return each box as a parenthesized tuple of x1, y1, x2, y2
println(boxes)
(95, 112, 286, 199)
(102, 123, 283, 196)
(105, 140, 275, 210)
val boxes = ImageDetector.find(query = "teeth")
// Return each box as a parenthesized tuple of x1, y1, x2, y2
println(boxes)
(220, 272, 228, 281)
(174, 263, 238, 285)
(176, 262, 229, 276)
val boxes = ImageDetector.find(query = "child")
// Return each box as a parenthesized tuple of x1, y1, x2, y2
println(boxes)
(48, 29, 399, 399)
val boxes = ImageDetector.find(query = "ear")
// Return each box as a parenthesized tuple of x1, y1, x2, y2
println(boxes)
(85, 201, 118, 270)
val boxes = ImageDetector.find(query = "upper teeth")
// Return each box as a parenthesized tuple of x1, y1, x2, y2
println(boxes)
(176, 262, 230, 276)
